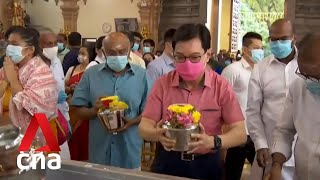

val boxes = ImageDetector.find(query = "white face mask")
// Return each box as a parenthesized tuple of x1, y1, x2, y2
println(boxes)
(43, 46, 58, 60)
(78, 55, 87, 63)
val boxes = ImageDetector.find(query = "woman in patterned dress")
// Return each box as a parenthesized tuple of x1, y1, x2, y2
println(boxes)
(0, 27, 58, 144)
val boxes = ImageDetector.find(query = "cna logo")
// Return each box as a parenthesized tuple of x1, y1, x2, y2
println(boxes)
(17, 113, 61, 171)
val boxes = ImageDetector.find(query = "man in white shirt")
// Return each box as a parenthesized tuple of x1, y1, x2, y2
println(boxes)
(247, 19, 298, 180)
(122, 31, 146, 68)
(57, 33, 70, 63)
(147, 29, 176, 85)
(86, 36, 106, 70)
(39, 31, 71, 160)
(266, 33, 320, 180)
(222, 32, 264, 180)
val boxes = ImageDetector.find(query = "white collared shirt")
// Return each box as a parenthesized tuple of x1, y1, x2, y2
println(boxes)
(272, 78, 320, 179)
(50, 56, 70, 120)
(247, 52, 298, 167)
(221, 58, 253, 134)
(86, 56, 106, 70)
(129, 51, 146, 69)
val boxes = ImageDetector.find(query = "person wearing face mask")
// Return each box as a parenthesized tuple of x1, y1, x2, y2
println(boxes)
(65, 44, 95, 161)
(39, 30, 71, 160)
(142, 38, 155, 54)
(139, 24, 246, 179)
(0, 26, 22, 126)
(246, 19, 298, 180)
(122, 31, 146, 68)
(57, 33, 70, 63)
(0, 27, 58, 144)
(85, 36, 105, 70)
(221, 32, 264, 180)
(265, 33, 320, 180)
(71, 32, 149, 169)
(131, 31, 143, 58)
(62, 32, 82, 75)
(0, 26, 22, 69)
(147, 29, 176, 85)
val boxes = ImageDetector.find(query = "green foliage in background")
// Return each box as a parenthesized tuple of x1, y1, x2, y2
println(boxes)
(240, 0, 284, 56)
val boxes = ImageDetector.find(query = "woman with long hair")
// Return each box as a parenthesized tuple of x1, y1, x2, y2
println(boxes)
(65, 43, 96, 161)
(0, 27, 58, 144)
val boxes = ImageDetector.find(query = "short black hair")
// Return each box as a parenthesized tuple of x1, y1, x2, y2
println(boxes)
(68, 32, 82, 46)
(164, 28, 176, 43)
(242, 32, 263, 47)
(298, 33, 320, 62)
(143, 52, 155, 60)
(121, 31, 134, 44)
(58, 33, 67, 41)
(173, 24, 211, 51)
(4, 26, 23, 40)
(96, 36, 106, 50)
(143, 39, 155, 47)
(132, 32, 143, 40)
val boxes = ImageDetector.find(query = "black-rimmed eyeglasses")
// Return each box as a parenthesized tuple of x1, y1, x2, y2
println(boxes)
(295, 67, 320, 83)
(173, 53, 206, 63)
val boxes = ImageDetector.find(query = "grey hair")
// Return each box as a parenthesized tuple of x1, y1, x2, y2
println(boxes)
(32, 26, 55, 35)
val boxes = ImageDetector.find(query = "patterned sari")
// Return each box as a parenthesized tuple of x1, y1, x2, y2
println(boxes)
(0, 56, 58, 145)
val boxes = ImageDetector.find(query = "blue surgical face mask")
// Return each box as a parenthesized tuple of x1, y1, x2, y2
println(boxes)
(132, 43, 140, 52)
(57, 43, 64, 51)
(225, 60, 231, 65)
(251, 49, 264, 63)
(106, 55, 128, 72)
(6, 45, 26, 64)
(270, 40, 293, 59)
(306, 81, 320, 96)
(143, 47, 152, 53)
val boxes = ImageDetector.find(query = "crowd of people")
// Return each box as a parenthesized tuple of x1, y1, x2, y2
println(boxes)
(0, 18, 319, 180)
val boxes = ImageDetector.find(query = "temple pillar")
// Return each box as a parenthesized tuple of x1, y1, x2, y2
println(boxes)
(60, 0, 79, 32)
(137, 0, 162, 44)
(285, 0, 320, 41)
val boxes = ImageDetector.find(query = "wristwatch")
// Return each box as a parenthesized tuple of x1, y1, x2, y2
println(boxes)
(213, 135, 222, 150)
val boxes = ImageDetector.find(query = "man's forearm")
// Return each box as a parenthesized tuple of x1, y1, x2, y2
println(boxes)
(131, 115, 142, 125)
(138, 119, 158, 142)
(219, 122, 247, 149)
(272, 152, 286, 167)
(70, 106, 97, 120)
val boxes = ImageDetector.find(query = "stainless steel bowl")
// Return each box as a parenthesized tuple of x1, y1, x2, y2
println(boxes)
(0, 124, 23, 177)
(98, 109, 125, 133)
(162, 124, 199, 152)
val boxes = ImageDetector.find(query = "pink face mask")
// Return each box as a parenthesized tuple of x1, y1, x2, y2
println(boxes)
(176, 59, 205, 81)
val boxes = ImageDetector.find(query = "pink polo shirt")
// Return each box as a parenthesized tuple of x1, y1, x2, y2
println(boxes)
(142, 68, 244, 136)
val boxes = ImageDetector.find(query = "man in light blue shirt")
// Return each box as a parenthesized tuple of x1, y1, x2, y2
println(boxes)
(147, 29, 176, 84)
(71, 32, 149, 169)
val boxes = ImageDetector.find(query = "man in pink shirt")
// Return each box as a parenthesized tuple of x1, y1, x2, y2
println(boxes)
(139, 24, 246, 179)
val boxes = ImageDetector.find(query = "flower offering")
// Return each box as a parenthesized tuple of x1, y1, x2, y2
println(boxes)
(163, 104, 201, 151)
(100, 96, 128, 111)
(98, 96, 129, 133)
(165, 104, 201, 128)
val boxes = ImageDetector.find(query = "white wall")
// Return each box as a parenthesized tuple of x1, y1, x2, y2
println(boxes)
(24, 0, 141, 38)
(78, 0, 141, 38)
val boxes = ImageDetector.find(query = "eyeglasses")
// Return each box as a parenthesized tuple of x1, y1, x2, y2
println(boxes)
(295, 67, 320, 82)
(173, 53, 206, 63)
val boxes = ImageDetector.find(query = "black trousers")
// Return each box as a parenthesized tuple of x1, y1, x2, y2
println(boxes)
(151, 144, 223, 180)
(225, 136, 255, 180)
